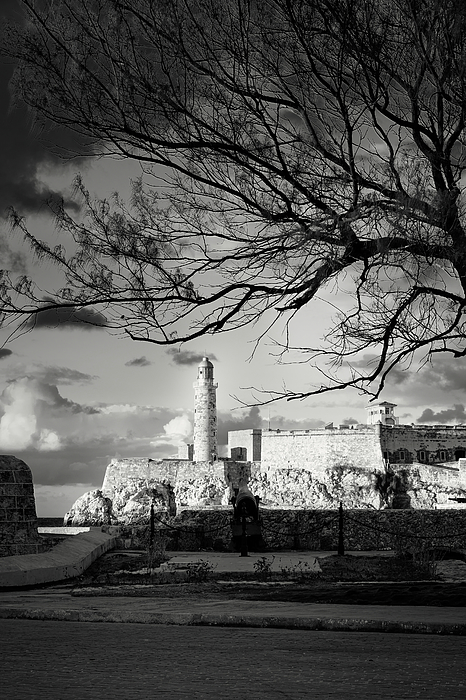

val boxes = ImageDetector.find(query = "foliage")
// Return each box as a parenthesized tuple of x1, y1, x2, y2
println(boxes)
(253, 555, 275, 580)
(374, 466, 410, 509)
(279, 559, 320, 582)
(3, 1, 466, 399)
(185, 559, 216, 582)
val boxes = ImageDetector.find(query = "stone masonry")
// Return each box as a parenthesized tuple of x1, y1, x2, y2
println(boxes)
(193, 357, 217, 462)
(0, 455, 47, 557)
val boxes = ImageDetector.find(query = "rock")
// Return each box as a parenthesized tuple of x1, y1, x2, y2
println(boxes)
(64, 458, 466, 528)
(64, 489, 112, 526)
(64, 479, 176, 527)
(175, 475, 230, 508)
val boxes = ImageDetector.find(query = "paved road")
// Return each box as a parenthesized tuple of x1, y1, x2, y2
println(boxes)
(2, 620, 466, 699)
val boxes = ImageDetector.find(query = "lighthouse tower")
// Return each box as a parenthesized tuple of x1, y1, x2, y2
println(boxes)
(193, 357, 218, 462)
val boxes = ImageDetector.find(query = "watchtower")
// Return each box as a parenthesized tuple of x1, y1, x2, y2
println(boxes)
(366, 401, 399, 426)
(193, 357, 218, 462)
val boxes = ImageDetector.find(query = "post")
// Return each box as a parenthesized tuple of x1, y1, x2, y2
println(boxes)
(150, 502, 155, 546)
(338, 501, 345, 556)
(240, 504, 249, 557)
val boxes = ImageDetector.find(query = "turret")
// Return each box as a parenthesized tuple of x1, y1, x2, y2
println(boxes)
(366, 401, 399, 426)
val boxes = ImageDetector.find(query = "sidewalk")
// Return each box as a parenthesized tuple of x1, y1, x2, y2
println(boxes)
(0, 529, 118, 588)
(1, 548, 466, 635)
(1, 585, 466, 634)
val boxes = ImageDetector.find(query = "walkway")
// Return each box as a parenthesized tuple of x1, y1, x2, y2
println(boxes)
(0, 529, 118, 587)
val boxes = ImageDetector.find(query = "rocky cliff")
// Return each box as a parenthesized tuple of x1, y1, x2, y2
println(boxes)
(64, 458, 466, 526)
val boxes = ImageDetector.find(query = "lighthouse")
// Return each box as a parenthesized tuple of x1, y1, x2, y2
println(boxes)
(193, 357, 218, 462)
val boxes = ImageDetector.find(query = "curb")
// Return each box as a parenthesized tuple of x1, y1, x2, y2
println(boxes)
(0, 607, 465, 634)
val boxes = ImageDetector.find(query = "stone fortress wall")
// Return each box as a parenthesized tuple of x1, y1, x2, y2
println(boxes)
(0, 455, 48, 557)
(258, 426, 386, 474)
(64, 364, 466, 526)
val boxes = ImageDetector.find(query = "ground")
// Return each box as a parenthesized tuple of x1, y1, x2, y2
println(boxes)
(69, 550, 466, 607)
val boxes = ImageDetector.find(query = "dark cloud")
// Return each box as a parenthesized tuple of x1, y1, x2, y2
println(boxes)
(418, 358, 466, 393)
(34, 382, 100, 415)
(125, 356, 152, 367)
(25, 300, 107, 330)
(341, 417, 359, 425)
(166, 349, 219, 366)
(217, 406, 263, 445)
(2, 377, 99, 415)
(0, 3, 93, 219)
(417, 405, 466, 424)
(217, 407, 325, 444)
(33, 366, 97, 386)
(0, 234, 27, 273)
(349, 354, 379, 369)
(0, 348, 13, 360)
(349, 354, 410, 385)
(15, 431, 179, 488)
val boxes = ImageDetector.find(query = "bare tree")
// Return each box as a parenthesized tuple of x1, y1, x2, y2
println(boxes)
(2, 0, 466, 402)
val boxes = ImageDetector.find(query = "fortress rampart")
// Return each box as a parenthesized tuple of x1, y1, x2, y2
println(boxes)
(65, 369, 466, 526)
(260, 426, 385, 474)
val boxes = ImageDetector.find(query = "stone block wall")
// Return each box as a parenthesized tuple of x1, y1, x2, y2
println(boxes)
(0, 455, 47, 557)
(66, 458, 263, 526)
(228, 429, 262, 461)
(260, 426, 385, 474)
(111, 508, 466, 552)
(380, 425, 466, 470)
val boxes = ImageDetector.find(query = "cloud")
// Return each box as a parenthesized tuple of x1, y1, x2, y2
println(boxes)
(166, 349, 219, 366)
(217, 406, 264, 445)
(341, 417, 359, 425)
(417, 405, 466, 424)
(0, 367, 195, 494)
(0, 376, 100, 452)
(25, 301, 107, 330)
(418, 358, 466, 392)
(37, 428, 62, 451)
(32, 365, 97, 386)
(269, 414, 326, 431)
(349, 354, 410, 385)
(0, 348, 13, 360)
(0, 361, 97, 387)
(161, 414, 192, 446)
(125, 356, 152, 367)
(0, 379, 37, 450)
(0, 234, 27, 274)
(164, 414, 192, 438)
(381, 355, 466, 410)
(0, 26, 93, 220)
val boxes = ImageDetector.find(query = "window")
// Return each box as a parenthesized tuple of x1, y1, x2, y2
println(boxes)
(399, 450, 405, 461)
(439, 451, 446, 461)
(418, 450, 426, 462)
(385, 407, 390, 414)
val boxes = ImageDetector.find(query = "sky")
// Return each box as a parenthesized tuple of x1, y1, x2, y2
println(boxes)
(3, 2, 466, 517)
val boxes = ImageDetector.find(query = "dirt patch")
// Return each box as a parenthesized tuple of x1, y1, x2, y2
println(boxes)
(71, 579, 466, 606)
(72, 552, 466, 606)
